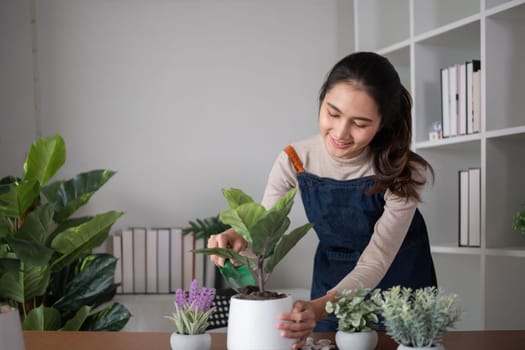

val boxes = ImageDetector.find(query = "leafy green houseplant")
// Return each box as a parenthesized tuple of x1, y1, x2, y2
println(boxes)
(325, 286, 380, 350)
(0, 134, 130, 331)
(372, 286, 462, 349)
(513, 205, 525, 234)
(194, 187, 313, 350)
(195, 187, 313, 296)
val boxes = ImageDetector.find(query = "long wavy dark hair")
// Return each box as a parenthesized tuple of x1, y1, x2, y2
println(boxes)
(319, 52, 434, 201)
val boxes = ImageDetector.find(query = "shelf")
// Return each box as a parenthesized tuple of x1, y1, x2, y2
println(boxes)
(485, 0, 525, 15)
(431, 243, 481, 255)
(485, 247, 525, 258)
(413, 0, 480, 36)
(416, 133, 481, 149)
(485, 125, 525, 139)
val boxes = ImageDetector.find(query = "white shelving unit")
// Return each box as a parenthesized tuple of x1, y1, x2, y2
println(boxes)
(354, 0, 525, 330)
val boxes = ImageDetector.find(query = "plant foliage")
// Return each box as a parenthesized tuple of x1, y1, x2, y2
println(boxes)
(182, 215, 229, 240)
(372, 286, 462, 347)
(325, 285, 380, 333)
(194, 188, 313, 293)
(0, 134, 130, 331)
(513, 205, 525, 234)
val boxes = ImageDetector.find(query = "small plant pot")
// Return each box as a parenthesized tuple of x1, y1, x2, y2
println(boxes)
(0, 306, 26, 350)
(227, 294, 294, 350)
(169, 332, 211, 350)
(335, 330, 378, 350)
(397, 344, 444, 350)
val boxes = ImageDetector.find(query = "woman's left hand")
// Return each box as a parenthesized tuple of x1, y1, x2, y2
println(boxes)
(277, 300, 317, 349)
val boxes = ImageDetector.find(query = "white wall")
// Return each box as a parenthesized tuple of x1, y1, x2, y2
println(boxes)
(0, 0, 354, 290)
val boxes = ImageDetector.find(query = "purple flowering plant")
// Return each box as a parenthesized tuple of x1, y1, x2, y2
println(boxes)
(165, 280, 216, 335)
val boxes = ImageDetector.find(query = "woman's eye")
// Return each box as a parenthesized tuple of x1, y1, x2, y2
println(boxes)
(353, 121, 367, 128)
(328, 112, 339, 118)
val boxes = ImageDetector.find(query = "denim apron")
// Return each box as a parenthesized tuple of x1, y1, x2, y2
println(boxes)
(283, 146, 437, 332)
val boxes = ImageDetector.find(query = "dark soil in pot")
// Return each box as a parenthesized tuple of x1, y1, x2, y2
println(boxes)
(236, 285, 288, 300)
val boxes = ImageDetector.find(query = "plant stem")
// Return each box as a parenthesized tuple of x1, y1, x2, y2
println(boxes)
(257, 256, 265, 293)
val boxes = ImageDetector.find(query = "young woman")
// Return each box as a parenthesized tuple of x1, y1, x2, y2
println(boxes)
(208, 51, 437, 349)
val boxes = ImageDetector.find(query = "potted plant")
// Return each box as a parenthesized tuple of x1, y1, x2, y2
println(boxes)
(513, 204, 525, 234)
(0, 134, 131, 331)
(194, 187, 313, 350)
(325, 285, 380, 350)
(372, 286, 462, 350)
(165, 279, 216, 350)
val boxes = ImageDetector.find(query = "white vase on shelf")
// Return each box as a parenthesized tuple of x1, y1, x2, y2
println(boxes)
(169, 332, 211, 350)
(397, 343, 444, 350)
(0, 306, 26, 350)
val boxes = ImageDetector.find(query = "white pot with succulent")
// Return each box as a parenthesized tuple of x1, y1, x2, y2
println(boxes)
(195, 188, 313, 350)
(325, 285, 380, 350)
(0, 305, 25, 350)
(372, 286, 462, 350)
(165, 280, 216, 350)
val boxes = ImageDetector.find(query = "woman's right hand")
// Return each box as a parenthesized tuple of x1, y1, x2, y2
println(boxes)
(207, 228, 247, 267)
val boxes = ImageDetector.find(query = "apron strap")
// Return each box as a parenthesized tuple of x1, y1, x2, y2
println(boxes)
(283, 145, 305, 173)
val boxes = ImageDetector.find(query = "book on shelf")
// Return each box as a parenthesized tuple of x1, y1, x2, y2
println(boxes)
(120, 228, 134, 294)
(448, 64, 458, 137)
(194, 237, 206, 286)
(182, 232, 195, 290)
(466, 60, 481, 134)
(132, 227, 147, 294)
(169, 227, 183, 292)
(440, 68, 450, 138)
(468, 168, 481, 247)
(146, 228, 158, 294)
(458, 170, 469, 247)
(472, 69, 482, 134)
(157, 228, 171, 293)
(112, 234, 122, 294)
(457, 63, 467, 136)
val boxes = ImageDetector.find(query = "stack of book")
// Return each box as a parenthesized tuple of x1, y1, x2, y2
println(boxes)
(440, 60, 481, 139)
(112, 227, 213, 294)
(458, 168, 481, 247)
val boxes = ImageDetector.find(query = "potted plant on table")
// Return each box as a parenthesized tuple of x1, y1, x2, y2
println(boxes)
(372, 286, 462, 350)
(165, 280, 216, 350)
(194, 187, 314, 350)
(0, 134, 130, 331)
(513, 204, 525, 234)
(325, 285, 380, 350)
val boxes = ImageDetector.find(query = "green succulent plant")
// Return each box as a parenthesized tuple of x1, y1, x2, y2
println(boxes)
(194, 188, 313, 294)
(325, 285, 380, 333)
(0, 134, 130, 331)
(372, 286, 462, 347)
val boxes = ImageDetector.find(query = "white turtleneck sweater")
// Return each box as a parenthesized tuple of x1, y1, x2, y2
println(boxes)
(261, 134, 428, 293)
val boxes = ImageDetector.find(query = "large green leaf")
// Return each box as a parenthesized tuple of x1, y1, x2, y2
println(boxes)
(0, 180, 40, 218)
(250, 212, 291, 257)
(50, 211, 123, 270)
(222, 188, 255, 209)
(43, 169, 116, 223)
(81, 303, 132, 331)
(23, 305, 62, 330)
(61, 305, 92, 331)
(16, 203, 55, 244)
(193, 247, 257, 270)
(0, 257, 20, 276)
(263, 223, 313, 274)
(23, 134, 66, 186)
(0, 263, 49, 303)
(5, 236, 54, 266)
(54, 254, 118, 312)
(219, 203, 266, 244)
(0, 220, 10, 239)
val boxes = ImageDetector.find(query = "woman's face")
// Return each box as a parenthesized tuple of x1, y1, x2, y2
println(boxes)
(319, 82, 381, 159)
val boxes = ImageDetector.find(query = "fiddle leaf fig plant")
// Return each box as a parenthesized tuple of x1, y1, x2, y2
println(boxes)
(0, 134, 130, 331)
(194, 188, 313, 295)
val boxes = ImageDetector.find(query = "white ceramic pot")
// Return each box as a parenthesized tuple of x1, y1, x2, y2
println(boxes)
(169, 332, 211, 350)
(227, 294, 294, 350)
(397, 343, 444, 350)
(335, 330, 378, 350)
(0, 307, 26, 350)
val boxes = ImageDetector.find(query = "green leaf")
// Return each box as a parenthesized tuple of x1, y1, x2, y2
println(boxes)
(54, 254, 118, 312)
(5, 236, 54, 266)
(0, 220, 10, 239)
(193, 247, 257, 270)
(222, 188, 255, 209)
(264, 223, 313, 274)
(81, 303, 132, 331)
(61, 305, 92, 331)
(50, 211, 124, 270)
(17, 203, 55, 244)
(43, 169, 116, 223)
(250, 211, 290, 257)
(219, 203, 266, 244)
(0, 180, 40, 218)
(23, 264, 51, 300)
(23, 134, 66, 186)
(0, 257, 20, 276)
(23, 305, 62, 330)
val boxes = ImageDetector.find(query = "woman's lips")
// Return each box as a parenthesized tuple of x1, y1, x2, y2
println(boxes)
(330, 136, 352, 149)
